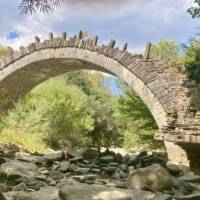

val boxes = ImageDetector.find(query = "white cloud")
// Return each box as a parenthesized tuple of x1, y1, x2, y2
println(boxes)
(0, 0, 199, 53)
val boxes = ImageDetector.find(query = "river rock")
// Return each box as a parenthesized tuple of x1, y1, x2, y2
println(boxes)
(45, 151, 65, 163)
(82, 148, 98, 161)
(175, 192, 200, 200)
(69, 157, 83, 163)
(0, 160, 38, 181)
(99, 156, 114, 163)
(59, 161, 70, 172)
(75, 167, 90, 174)
(127, 164, 175, 192)
(4, 186, 59, 200)
(179, 175, 200, 183)
(59, 183, 133, 200)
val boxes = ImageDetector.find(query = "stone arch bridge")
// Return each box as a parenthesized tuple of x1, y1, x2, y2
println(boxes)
(0, 31, 199, 172)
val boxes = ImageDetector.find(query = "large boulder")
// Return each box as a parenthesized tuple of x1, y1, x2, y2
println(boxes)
(0, 161, 38, 181)
(127, 164, 175, 192)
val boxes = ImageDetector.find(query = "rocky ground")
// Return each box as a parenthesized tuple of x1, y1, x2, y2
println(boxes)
(0, 143, 200, 200)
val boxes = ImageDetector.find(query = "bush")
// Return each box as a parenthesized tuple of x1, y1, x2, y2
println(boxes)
(2, 76, 94, 150)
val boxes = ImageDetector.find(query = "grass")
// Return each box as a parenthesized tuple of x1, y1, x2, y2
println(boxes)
(0, 130, 50, 153)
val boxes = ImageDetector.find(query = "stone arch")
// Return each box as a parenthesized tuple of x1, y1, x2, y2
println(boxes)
(0, 31, 190, 134)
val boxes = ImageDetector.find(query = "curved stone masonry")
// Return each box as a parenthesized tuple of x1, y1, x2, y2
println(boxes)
(0, 31, 199, 145)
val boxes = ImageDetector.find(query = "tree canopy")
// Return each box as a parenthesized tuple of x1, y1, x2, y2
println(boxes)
(150, 40, 179, 61)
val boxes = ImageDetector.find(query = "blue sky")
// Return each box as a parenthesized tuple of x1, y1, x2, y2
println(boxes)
(0, 0, 199, 95)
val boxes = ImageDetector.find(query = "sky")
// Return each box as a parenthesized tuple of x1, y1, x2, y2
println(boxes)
(0, 0, 199, 95)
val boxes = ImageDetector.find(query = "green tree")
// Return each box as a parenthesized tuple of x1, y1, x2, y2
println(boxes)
(117, 85, 163, 149)
(2, 76, 94, 150)
(87, 92, 121, 153)
(150, 40, 179, 61)
(188, 0, 200, 18)
(182, 38, 200, 81)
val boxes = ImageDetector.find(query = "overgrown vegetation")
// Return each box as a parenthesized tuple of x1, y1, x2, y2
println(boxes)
(150, 39, 200, 81)
(0, 46, 8, 58)
(0, 71, 161, 152)
(150, 40, 180, 61)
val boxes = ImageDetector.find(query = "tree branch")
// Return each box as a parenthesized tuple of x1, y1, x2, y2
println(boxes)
(19, 0, 62, 15)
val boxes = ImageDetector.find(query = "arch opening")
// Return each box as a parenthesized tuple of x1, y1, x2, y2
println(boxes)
(0, 48, 168, 129)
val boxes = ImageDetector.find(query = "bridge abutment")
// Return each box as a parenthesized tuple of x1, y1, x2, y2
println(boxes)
(165, 141, 200, 175)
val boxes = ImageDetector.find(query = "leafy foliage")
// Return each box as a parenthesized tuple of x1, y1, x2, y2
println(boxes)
(150, 40, 180, 61)
(0, 71, 160, 151)
(188, 0, 200, 18)
(117, 90, 162, 149)
(183, 38, 200, 81)
(19, 0, 62, 14)
(2, 76, 94, 150)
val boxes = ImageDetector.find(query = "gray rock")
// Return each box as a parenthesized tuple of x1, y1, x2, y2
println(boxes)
(49, 180, 57, 186)
(0, 157, 8, 164)
(52, 164, 60, 171)
(179, 175, 200, 183)
(59, 183, 133, 200)
(127, 164, 175, 192)
(128, 166, 135, 174)
(92, 190, 132, 200)
(102, 167, 116, 174)
(40, 169, 49, 176)
(69, 157, 83, 163)
(69, 163, 78, 172)
(91, 169, 101, 173)
(152, 150, 167, 160)
(114, 153, 124, 164)
(12, 182, 27, 191)
(0, 161, 38, 181)
(136, 150, 147, 158)
(82, 148, 98, 161)
(120, 164, 128, 172)
(112, 171, 121, 179)
(109, 162, 119, 167)
(45, 151, 65, 163)
(166, 163, 183, 176)
(4, 186, 59, 200)
(175, 192, 200, 200)
(151, 192, 171, 200)
(99, 156, 114, 163)
(59, 161, 70, 173)
(127, 155, 138, 166)
(129, 190, 155, 200)
(75, 168, 90, 175)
